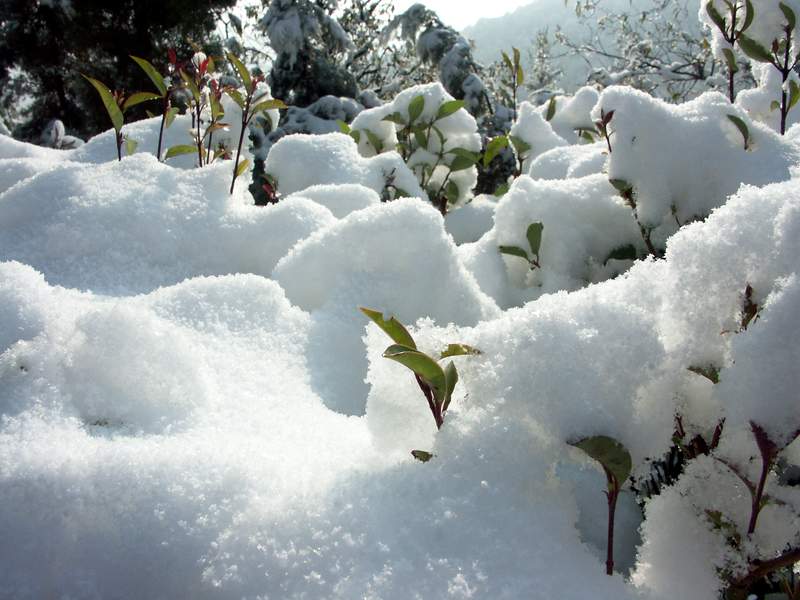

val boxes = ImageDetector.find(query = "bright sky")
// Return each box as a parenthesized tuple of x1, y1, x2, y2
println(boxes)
(392, 0, 535, 30)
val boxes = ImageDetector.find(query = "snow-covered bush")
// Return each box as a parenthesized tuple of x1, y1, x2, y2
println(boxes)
(348, 82, 481, 212)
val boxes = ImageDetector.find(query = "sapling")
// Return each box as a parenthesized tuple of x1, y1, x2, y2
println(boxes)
(738, 2, 800, 133)
(360, 307, 480, 453)
(569, 435, 633, 575)
(500, 47, 525, 123)
(82, 75, 159, 161)
(499, 222, 543, 271)
(130, 53, 180, 161)
(176, 51, 214, 167)
(609, 179, 662, 258)
(705, 0, 755, 102)
(225, 52, 287, 195)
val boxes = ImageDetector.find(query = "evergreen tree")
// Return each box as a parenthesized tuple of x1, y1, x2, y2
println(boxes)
(0, 0, 235, 140)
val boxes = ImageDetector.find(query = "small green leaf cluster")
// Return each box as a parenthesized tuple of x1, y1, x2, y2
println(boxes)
(498, 222, 543, 270)
(360, 307, 480, 442)
(483, 134, 532, 180)
(81, 75, 158, 161)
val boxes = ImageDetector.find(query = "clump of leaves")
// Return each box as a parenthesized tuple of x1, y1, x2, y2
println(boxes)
(569, 435, 633, 575)
(225, 52, 287, 195)
(359, 307, 480, 459)
(350, 94, 480, 215)
(499, 222, 543, 270)
(705, 0, 755, 101)
(82, 75, 159, 161)
(130, 52, 180, 161)
(737, 2, 800, 134)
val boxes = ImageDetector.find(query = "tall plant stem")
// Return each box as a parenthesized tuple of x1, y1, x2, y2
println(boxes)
(156, 95, 169, 161)
(230, 95, 252, 195)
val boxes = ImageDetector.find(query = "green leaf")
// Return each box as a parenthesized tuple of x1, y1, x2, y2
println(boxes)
(235, 158, 250, 179)
(738, 34, 775, 64)
(251, 98, 287, 117)
(336, 120, 351, 134)
(509, 135, 531, 157)
(516, 64, 525, 86)
(122, 91, 161, 112)
(350, 130, 362, 144)
(436, 100, 465, 120)
(741, 0, 755, 32)
(210, 94, 225, 121)
(705, 1, 727, 34)
(445, 180, 460, 204)
(408, 94, 425, 123)
(722, 48, 739, 73)
(688, 365, 721, 384)
(483, 135, 509, 167)
(125, 137, 138, 156)
(411, 450, 434, 462)
(365, 129, 384, 153)
(790, 80, 800, 110)
(164, 144, 197, 159)
(440, 344, 482, 358)
(727, 114, 750, 150)
(448, 154, 476, 172)
(545, 96, 557, 121)
(610, 178, 633, 193)
(226, 88, 245, 110)
(412, 126, 428, 148)
(383, 344, 446, 387)
(130, 55, 167, 96)
(569, 435, 633, 487)
(604, 244, 638, 263)
(513, 47, 521, 70)
(82, 75, 123, 133)
(771, 100, 782, 112)
(526, 222, 544, 257)
(359, 307, 417, 348)
(780, 2, 796, 29)
(227, 52, 252, 90)
(441, 361, 458, 413)
(165, 106, 179, 128)
(383, 112, 407, 125)
(501, 51, 513, 72)
(494, 182, 510, 197)
(393, 187, 412, 199)
(498, 245, 529, 261)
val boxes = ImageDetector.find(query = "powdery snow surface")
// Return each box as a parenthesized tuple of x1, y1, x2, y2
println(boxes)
(1, 77, 800, 600)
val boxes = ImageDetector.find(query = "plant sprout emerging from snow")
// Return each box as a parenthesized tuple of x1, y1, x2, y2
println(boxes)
(737, 2, 800, 133)
(225, 52, 287, 195)
(360, 307, 480, 446)
(130, 52, 180, 161)
(500, 47, 525, 123)
(498, 222, 544, 271)
(81, 75, 159, 161)
(569, 435, 633, 576)
(704, 0, 756, 101)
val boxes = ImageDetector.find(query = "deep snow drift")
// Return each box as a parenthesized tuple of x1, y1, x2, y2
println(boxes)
(0, 84, 799, 599)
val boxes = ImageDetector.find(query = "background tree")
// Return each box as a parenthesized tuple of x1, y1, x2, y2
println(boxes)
(0, 0, 235, 141)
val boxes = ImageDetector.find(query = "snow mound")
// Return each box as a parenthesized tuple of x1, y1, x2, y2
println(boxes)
(264, 132, 424, 198)
(0, 154, 334, 294)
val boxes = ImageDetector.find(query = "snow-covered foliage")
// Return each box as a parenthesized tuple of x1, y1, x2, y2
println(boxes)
(348, 82, 481, 209)
(383, 4, 487, 115)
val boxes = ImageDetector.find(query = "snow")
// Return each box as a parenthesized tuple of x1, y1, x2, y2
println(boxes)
(264, 132, 424, 199)
(1, 34, 799, 597)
